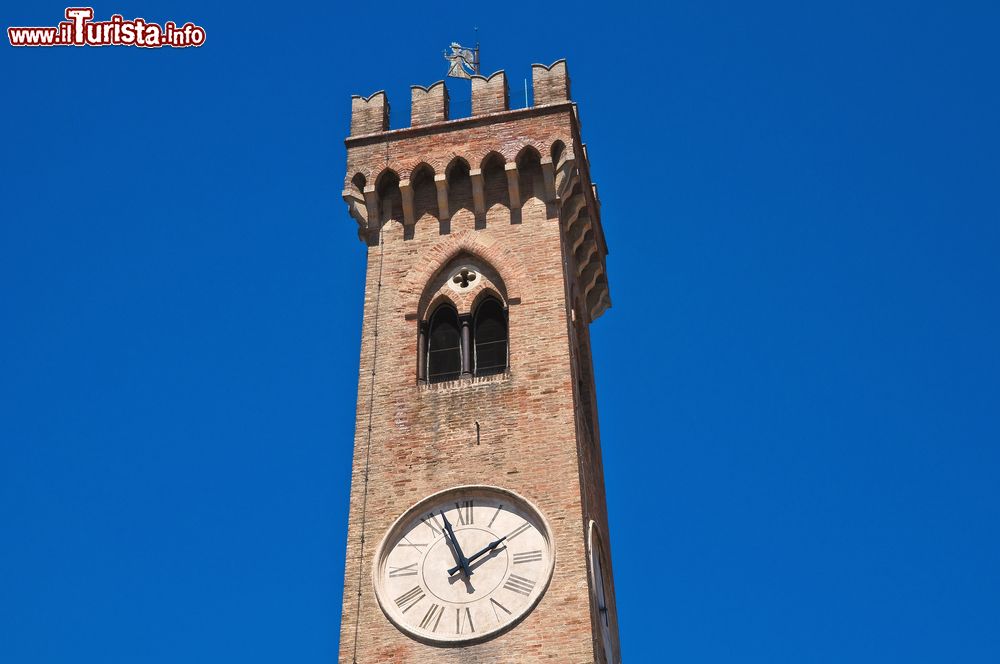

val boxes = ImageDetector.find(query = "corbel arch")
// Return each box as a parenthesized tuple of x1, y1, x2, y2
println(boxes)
(480, 151, 509, 211)
(445, 156, 474, 220)
(479, 150, 506, 172)
(515, 145, 544, 206)
(369, 169, 401, 232)
(409, 162, 437, 226)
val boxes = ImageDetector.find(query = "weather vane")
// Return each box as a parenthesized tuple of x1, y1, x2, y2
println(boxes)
(444, 30, 480, 79)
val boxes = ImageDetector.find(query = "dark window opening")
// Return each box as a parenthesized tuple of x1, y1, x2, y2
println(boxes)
(427, 305, 461, 383)
(474, 298, 508, 376)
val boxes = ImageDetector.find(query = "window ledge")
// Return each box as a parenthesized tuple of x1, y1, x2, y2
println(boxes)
(419, 370, 510, 392)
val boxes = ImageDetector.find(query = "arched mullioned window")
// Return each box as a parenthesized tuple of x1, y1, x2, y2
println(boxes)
(473, 298, 508, 376)
(417, 259, 511, 384)
(426, 304, 462, 383)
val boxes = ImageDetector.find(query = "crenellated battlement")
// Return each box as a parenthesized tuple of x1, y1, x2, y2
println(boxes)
(348, 60, 572, 137)
(350, 91, 389, 135)
(471, 70, 509, 115)
(341, 59, 610, 322)
(410, 81, 448, 126)
(531, 59, 570, 106)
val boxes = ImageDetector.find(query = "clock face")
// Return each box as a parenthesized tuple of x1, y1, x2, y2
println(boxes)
(373, 485, 555, 645)
(588, 521, 617, 663)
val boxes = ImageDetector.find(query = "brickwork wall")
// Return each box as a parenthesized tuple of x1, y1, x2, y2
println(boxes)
(532, 60, 571, 107)
(410, 82, 448, 126)
(471, 71, 509, 116)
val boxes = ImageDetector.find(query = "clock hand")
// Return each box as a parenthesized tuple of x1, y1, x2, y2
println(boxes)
(448, 535, 507, 576)
(440, 510, 473, 577)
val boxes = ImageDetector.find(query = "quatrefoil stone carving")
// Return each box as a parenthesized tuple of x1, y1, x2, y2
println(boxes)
(452, 268, 477, 289)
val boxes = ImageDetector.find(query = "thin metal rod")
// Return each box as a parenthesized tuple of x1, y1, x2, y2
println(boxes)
(474, 26, 480, 75)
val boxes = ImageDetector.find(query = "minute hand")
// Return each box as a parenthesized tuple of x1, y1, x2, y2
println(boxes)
(441, 511, 472, 577)
(448, 535, 507, 576)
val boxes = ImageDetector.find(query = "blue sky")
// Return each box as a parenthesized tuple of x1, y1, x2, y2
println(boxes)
(2, 1, 998, 662)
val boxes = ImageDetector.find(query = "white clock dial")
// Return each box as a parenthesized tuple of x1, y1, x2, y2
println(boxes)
(588, 521, 618, 663)
(373, 485, 555, 645)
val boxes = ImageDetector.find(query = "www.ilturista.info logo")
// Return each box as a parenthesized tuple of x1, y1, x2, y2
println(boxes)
(8, 8, 205, 48)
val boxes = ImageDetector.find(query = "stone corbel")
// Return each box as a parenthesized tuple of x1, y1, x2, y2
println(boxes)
(363, 185, 380, 226)
(569, 211, 594, 254)
(342, 188, 368, 238)
(434, 174, 450, 220)
(555, 154, 577, 201)
(504, 163, 521, 209)
(589, 289, 611, 322)
(470, 169, 486, 217)
(580, 262, 604, 301)
(399, 178, 415, 227)
(560, 190, 587, 231)
(576, 244, 599, 277)
(540, 157, 556, 202)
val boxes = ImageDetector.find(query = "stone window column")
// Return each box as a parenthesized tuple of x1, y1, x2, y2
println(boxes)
(459, 314, 473, 376)
(417, 321, 428, 382)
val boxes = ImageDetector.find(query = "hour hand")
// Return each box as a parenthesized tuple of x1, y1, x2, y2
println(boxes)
(448, 535, 507, 576)
(441, 511, 472, 577)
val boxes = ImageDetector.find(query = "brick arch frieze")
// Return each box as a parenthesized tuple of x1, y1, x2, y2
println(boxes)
(352, 138, 573, 190)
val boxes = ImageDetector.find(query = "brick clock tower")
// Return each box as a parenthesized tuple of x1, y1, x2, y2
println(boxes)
(338, 60, 620, 663)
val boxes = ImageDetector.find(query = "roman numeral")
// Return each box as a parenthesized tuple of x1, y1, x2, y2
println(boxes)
(394, 586, 424, 613)
(456, 607, 475, 634)
(512, 550, 543, 565)
(398, 535, 426, 551)
(388, 563, 418, 577)
(454, 500, 474, 525)
(420, 513, 443, 537)
(489, 597, 512, 621)
(506, 521, 531, 541)
(418, 603, 445, 631)
(503, 574, 536, 596)
(488, 504, 504, 527)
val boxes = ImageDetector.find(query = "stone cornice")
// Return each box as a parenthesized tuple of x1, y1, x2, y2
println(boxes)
(345, 102, 577, 147)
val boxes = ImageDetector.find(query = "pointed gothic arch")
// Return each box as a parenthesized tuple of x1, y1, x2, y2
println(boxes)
(413, 249, 512, 383)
